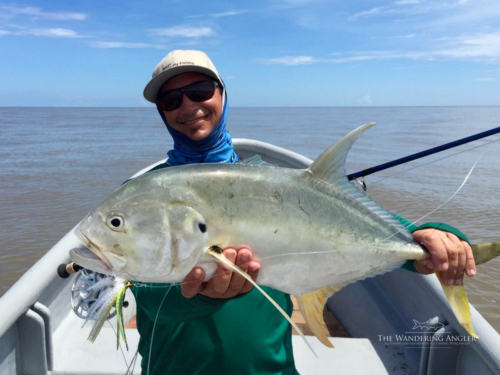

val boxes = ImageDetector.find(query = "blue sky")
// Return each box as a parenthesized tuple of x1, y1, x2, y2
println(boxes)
(0, 0, 499, 107)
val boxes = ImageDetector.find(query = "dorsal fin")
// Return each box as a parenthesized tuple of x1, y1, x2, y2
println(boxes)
(307, 123, 375, 185)
(308, 123, 412, 238)
(241, 154, 277, 167)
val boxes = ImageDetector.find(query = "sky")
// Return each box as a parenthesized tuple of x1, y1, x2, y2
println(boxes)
(0, 0, 499, 107)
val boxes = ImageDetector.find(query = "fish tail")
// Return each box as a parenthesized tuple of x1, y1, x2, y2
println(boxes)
(436, 271, 478, 338)
(471, 242, 500, 265)
(412, 319, 419, 329)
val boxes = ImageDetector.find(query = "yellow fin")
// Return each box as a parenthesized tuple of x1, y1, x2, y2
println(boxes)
(295, 285, 343, 348)
(436, 271, 478, 338)
(471, 242, 500, 265)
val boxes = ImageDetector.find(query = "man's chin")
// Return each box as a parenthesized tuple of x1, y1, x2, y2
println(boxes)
(184, 126, 213, 141)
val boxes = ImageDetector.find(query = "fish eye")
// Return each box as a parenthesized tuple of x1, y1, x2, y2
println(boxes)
(107, 214, 125, 231)
(198, 222, 207, 233)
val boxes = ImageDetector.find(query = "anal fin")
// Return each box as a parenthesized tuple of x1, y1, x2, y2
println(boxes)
(295, 285, 343, 348)
(436, 271, 478, 338)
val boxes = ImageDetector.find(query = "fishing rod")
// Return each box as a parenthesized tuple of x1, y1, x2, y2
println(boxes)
(347, 126, 500, 181)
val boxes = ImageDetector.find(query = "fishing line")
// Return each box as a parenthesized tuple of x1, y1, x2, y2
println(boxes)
(410, 155, 482, 227)
(381, 154, 482, 243)
(367, 136, 498, 187)
(106, 320, 130, 370)
(125, 350, 139, 375)
(147, 284, 173, 375)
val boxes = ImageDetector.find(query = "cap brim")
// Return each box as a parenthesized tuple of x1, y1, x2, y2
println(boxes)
(143, 66, 223, 103)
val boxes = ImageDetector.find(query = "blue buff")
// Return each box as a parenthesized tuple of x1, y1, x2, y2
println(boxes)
(157, 92, 239, 166)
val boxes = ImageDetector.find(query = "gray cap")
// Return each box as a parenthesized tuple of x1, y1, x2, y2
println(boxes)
(143, 50, 223, 103)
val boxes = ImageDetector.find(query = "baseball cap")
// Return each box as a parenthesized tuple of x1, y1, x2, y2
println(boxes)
(143, 50, 224, 103)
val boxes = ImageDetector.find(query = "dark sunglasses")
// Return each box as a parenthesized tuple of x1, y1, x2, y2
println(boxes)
(156, 80, 220, 112)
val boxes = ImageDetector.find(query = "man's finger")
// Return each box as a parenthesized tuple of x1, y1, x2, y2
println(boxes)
(440, 236, 460, 286)
(181, 267, 205, 298)
(413, 258, 436, 275)
(447, 233, 466, 285)
(205, 249, 237, 295)
(463, 241, 476, 278)
(414, 230, 448, 271)
(240, 260, 261, 294)
(226, 249, 252, 295)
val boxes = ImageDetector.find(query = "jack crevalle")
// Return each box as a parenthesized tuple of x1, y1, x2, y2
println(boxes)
(71, 123, 499, 346)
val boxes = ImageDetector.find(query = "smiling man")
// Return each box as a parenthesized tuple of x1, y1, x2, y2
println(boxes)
(132, 50, 476, 375)
(134, 50, 298, 375)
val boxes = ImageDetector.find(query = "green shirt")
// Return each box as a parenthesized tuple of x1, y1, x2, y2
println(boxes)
(132, 284, 297, 375)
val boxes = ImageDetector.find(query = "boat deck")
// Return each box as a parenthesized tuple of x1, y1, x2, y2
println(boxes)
(48, 292, 387, 375)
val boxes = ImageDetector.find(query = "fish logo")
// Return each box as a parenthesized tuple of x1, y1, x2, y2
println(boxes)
(412, 319, 445, 331)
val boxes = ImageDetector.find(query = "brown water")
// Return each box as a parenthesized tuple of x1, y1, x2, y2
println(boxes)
(1, 106, 499, 332)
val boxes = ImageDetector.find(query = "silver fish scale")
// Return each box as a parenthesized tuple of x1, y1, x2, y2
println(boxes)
(149, 163, 426, 295)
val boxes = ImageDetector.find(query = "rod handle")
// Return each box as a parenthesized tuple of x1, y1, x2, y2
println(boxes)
(57, 262, 83, 278)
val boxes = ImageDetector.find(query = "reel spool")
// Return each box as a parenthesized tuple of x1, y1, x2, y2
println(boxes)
(70, 269, 117, 320)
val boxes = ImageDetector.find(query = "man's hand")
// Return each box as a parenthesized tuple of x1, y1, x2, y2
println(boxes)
(413, 229, 476, 285)
(181, 247, 260, 298)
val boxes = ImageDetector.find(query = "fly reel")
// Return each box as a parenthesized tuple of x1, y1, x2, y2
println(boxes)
(70, 268, 118, 320)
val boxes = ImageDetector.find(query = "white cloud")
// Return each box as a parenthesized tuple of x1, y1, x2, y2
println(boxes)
(325, 31, 500, 62)
(349, 7, 385, 21)
(188, 10, 248, 19)
(263, 31, 500, 66)
(327, 50, 429, 63)
(434, 31, 500, 59)
(150, 26, 214, 38)
(261, 56, 316, 65)
(395, 0, 420, 5)
(1, 5, 87, 21)
(21, 28, 80, 37)
(262, 31, 500, 65)
(88, 41, 164, 49)
(0, 29, 12, 35)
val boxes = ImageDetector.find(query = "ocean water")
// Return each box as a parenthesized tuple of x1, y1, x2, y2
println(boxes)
(1, 106, 499, 332)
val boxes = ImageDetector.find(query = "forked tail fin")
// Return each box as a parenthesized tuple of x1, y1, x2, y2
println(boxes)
(471, 242, 500, 265)
(430, 242, 498, 339)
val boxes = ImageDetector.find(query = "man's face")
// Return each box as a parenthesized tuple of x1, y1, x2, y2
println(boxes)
(159, 72, 223, 141)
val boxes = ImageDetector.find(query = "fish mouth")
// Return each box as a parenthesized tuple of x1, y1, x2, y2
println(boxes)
(71, 229, 114, 274)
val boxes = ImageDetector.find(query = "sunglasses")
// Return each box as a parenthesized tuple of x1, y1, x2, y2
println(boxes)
(156, 80, 220, 112)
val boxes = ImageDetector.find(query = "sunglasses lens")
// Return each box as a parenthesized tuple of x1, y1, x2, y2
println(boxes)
(157, 81, 218, 112)
(185, 81, 215, 102)
(158, 91, 183, 111)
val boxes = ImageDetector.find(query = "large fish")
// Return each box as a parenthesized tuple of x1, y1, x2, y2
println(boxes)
(71, 123, 497, 346)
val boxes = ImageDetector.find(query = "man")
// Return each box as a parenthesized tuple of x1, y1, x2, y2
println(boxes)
(133, 50, 476, 374)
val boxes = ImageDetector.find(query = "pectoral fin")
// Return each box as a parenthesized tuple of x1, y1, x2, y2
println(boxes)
(295, 285, 343, 348)
(437, 271, 478, 338)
